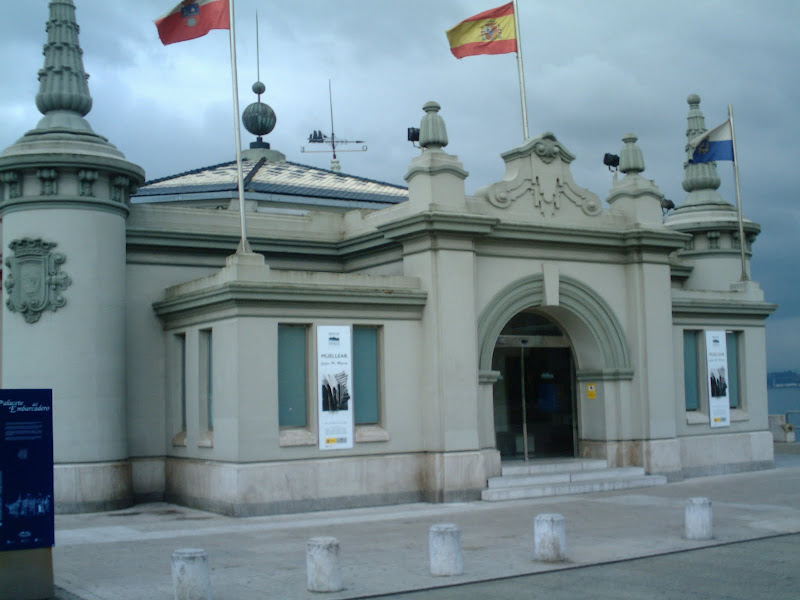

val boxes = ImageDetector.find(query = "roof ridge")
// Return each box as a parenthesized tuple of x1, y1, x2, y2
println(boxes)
(283, 160, 407, 191)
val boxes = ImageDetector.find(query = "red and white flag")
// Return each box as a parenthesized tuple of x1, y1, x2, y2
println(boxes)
(155, 0, 230, 46)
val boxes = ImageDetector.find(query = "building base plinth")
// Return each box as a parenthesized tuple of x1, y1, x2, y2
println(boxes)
(165, 450, 496, 517)
(54, 461, 133, 514)
(580, 431, 774, 481)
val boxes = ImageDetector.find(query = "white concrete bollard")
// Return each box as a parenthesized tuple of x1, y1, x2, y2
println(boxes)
(306, 537, 343, 593)
(534, 513, 567, 562)
(429, 524, 464, 576)
(171, 548, 212, 600)
(685, 497, 713, 540)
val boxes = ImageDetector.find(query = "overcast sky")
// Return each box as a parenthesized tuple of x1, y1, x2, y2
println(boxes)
(2, 0, 798, 371)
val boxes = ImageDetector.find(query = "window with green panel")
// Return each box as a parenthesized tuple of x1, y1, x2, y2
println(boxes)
(278, 325, 308, 427)
(683, 330, 700, 412)
(726, 331, 741, 409)
(353, 326, 380, 425)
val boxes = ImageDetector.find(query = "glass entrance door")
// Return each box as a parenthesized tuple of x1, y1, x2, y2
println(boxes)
(491, 312, 576, 461)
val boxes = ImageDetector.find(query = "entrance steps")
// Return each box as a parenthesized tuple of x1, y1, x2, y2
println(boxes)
(481, 458, 667, 502)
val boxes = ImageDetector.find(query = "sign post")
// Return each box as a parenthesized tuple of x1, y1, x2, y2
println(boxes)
(0, 389, 55, 600)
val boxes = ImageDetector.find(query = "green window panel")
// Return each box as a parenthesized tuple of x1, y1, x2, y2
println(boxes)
(200, 329, 213, 432)
(727, 332, 740, 409)
(684, 330, 699, 412)
(178, 333, 187, 431)
(278, 325, 308, 427)
(353, 326, 380, 425)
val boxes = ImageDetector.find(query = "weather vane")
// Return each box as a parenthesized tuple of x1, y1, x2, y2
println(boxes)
(301, 79, 367, 172)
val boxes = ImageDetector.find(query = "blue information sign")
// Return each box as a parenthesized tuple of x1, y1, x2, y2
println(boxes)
(0, 389, 54, 550)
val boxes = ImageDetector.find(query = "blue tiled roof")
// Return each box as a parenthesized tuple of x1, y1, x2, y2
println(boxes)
(133, 158, 408, 207)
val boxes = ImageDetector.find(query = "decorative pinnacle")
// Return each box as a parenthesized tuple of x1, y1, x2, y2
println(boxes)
(419, 101, 448, 150)
(242, 81, 276, 140)
(682, 94, 721, 194)
(619, 133, 645, 175)
(36, 0, 93, 117)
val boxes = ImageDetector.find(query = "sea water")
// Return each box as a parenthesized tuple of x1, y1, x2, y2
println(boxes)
(769, 387, 800, 426)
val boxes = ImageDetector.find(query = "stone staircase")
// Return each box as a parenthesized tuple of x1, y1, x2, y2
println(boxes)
(481, 458, 667, 502)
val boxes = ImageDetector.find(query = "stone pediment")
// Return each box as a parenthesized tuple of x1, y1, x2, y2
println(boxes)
(474, 132, 602, 220)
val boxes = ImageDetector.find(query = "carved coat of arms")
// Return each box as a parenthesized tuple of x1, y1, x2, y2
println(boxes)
(4, 238, 72, 323)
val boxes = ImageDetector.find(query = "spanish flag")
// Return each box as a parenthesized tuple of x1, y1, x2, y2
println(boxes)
(446, 3, 518, 58)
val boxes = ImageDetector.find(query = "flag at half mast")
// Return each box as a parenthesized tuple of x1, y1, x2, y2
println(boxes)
(155, 0, 230, 46)
(447, 2, 518, 58)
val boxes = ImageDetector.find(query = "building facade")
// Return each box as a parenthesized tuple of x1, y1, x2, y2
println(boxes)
(0, 1, 776, 516)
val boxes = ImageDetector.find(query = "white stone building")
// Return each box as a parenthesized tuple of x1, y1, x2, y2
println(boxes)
(0, 1, 776, 516)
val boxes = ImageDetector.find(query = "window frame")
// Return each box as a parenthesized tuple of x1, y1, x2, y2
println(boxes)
(353, 325, 382, 426)
(682, 328, 746, 423)
(278, 323, 311, 430)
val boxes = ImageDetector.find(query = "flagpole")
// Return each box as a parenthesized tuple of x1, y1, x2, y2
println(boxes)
(512, 0, 530, 140)
(729, 104, 748, 281)
(228, 0, 251, 254)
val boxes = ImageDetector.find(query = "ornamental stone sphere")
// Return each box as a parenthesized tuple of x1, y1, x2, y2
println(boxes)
(242, 101, 276, 136)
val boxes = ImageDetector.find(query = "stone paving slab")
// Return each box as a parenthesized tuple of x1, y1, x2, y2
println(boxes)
(53, 460, 800, 600)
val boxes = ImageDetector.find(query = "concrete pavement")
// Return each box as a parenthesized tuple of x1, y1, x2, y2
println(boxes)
(53, 447, 800, 599)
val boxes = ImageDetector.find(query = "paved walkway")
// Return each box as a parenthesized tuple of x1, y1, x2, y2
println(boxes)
(385, 534, 800, 599)
(54, 447, 800, 599)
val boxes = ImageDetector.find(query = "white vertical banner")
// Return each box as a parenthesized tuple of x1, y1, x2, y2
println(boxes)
(705, 330, 731, 428)
(317, 325, 354, 450)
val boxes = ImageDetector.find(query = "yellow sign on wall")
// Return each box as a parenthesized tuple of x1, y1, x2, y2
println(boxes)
(587, 383, 597, 399)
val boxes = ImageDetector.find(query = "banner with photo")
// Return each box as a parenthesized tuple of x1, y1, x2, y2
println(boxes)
(705, 330, 731, 428)
(317, 325, 354, 450)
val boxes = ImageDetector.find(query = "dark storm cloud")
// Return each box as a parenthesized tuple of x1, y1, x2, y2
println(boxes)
(2, 0, 798, 368)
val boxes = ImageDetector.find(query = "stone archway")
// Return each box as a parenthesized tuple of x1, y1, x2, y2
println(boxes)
(477, 273, 632, 379)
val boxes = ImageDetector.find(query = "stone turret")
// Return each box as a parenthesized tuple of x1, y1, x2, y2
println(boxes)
(665, 94, 760, 291)
(606, 133, 664, 225)
(404, 101, 469, 211)
(0, 0, 144, 512)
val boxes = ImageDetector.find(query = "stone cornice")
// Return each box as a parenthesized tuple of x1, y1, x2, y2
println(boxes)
(126, 212, 690, 268)
(0, 153, 145, 181)
(127, 228, 340, 256)
(671, 297, 778, 319)
(153, 280, 428, 329)
(1, 196, 130, 217)
(488, 222, 688, 254)
(667, 220, 761, 235)
(377, 212, 499, 241)
(669, 260, 694, 281)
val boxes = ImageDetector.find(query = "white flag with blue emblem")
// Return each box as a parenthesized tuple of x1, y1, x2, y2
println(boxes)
(688, 118, 734, 164)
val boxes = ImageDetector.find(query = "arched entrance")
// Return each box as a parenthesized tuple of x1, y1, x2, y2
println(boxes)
(477, 273, 634, 463)
(492, 310, 576, 460)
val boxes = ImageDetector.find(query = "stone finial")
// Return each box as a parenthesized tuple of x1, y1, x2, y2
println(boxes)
(682, 94, 722, 194)
(36, 0, 93, 117)
(619, 133, 645, 175)
(242, 81, 277, 142)
(419, 101, 448, 150)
